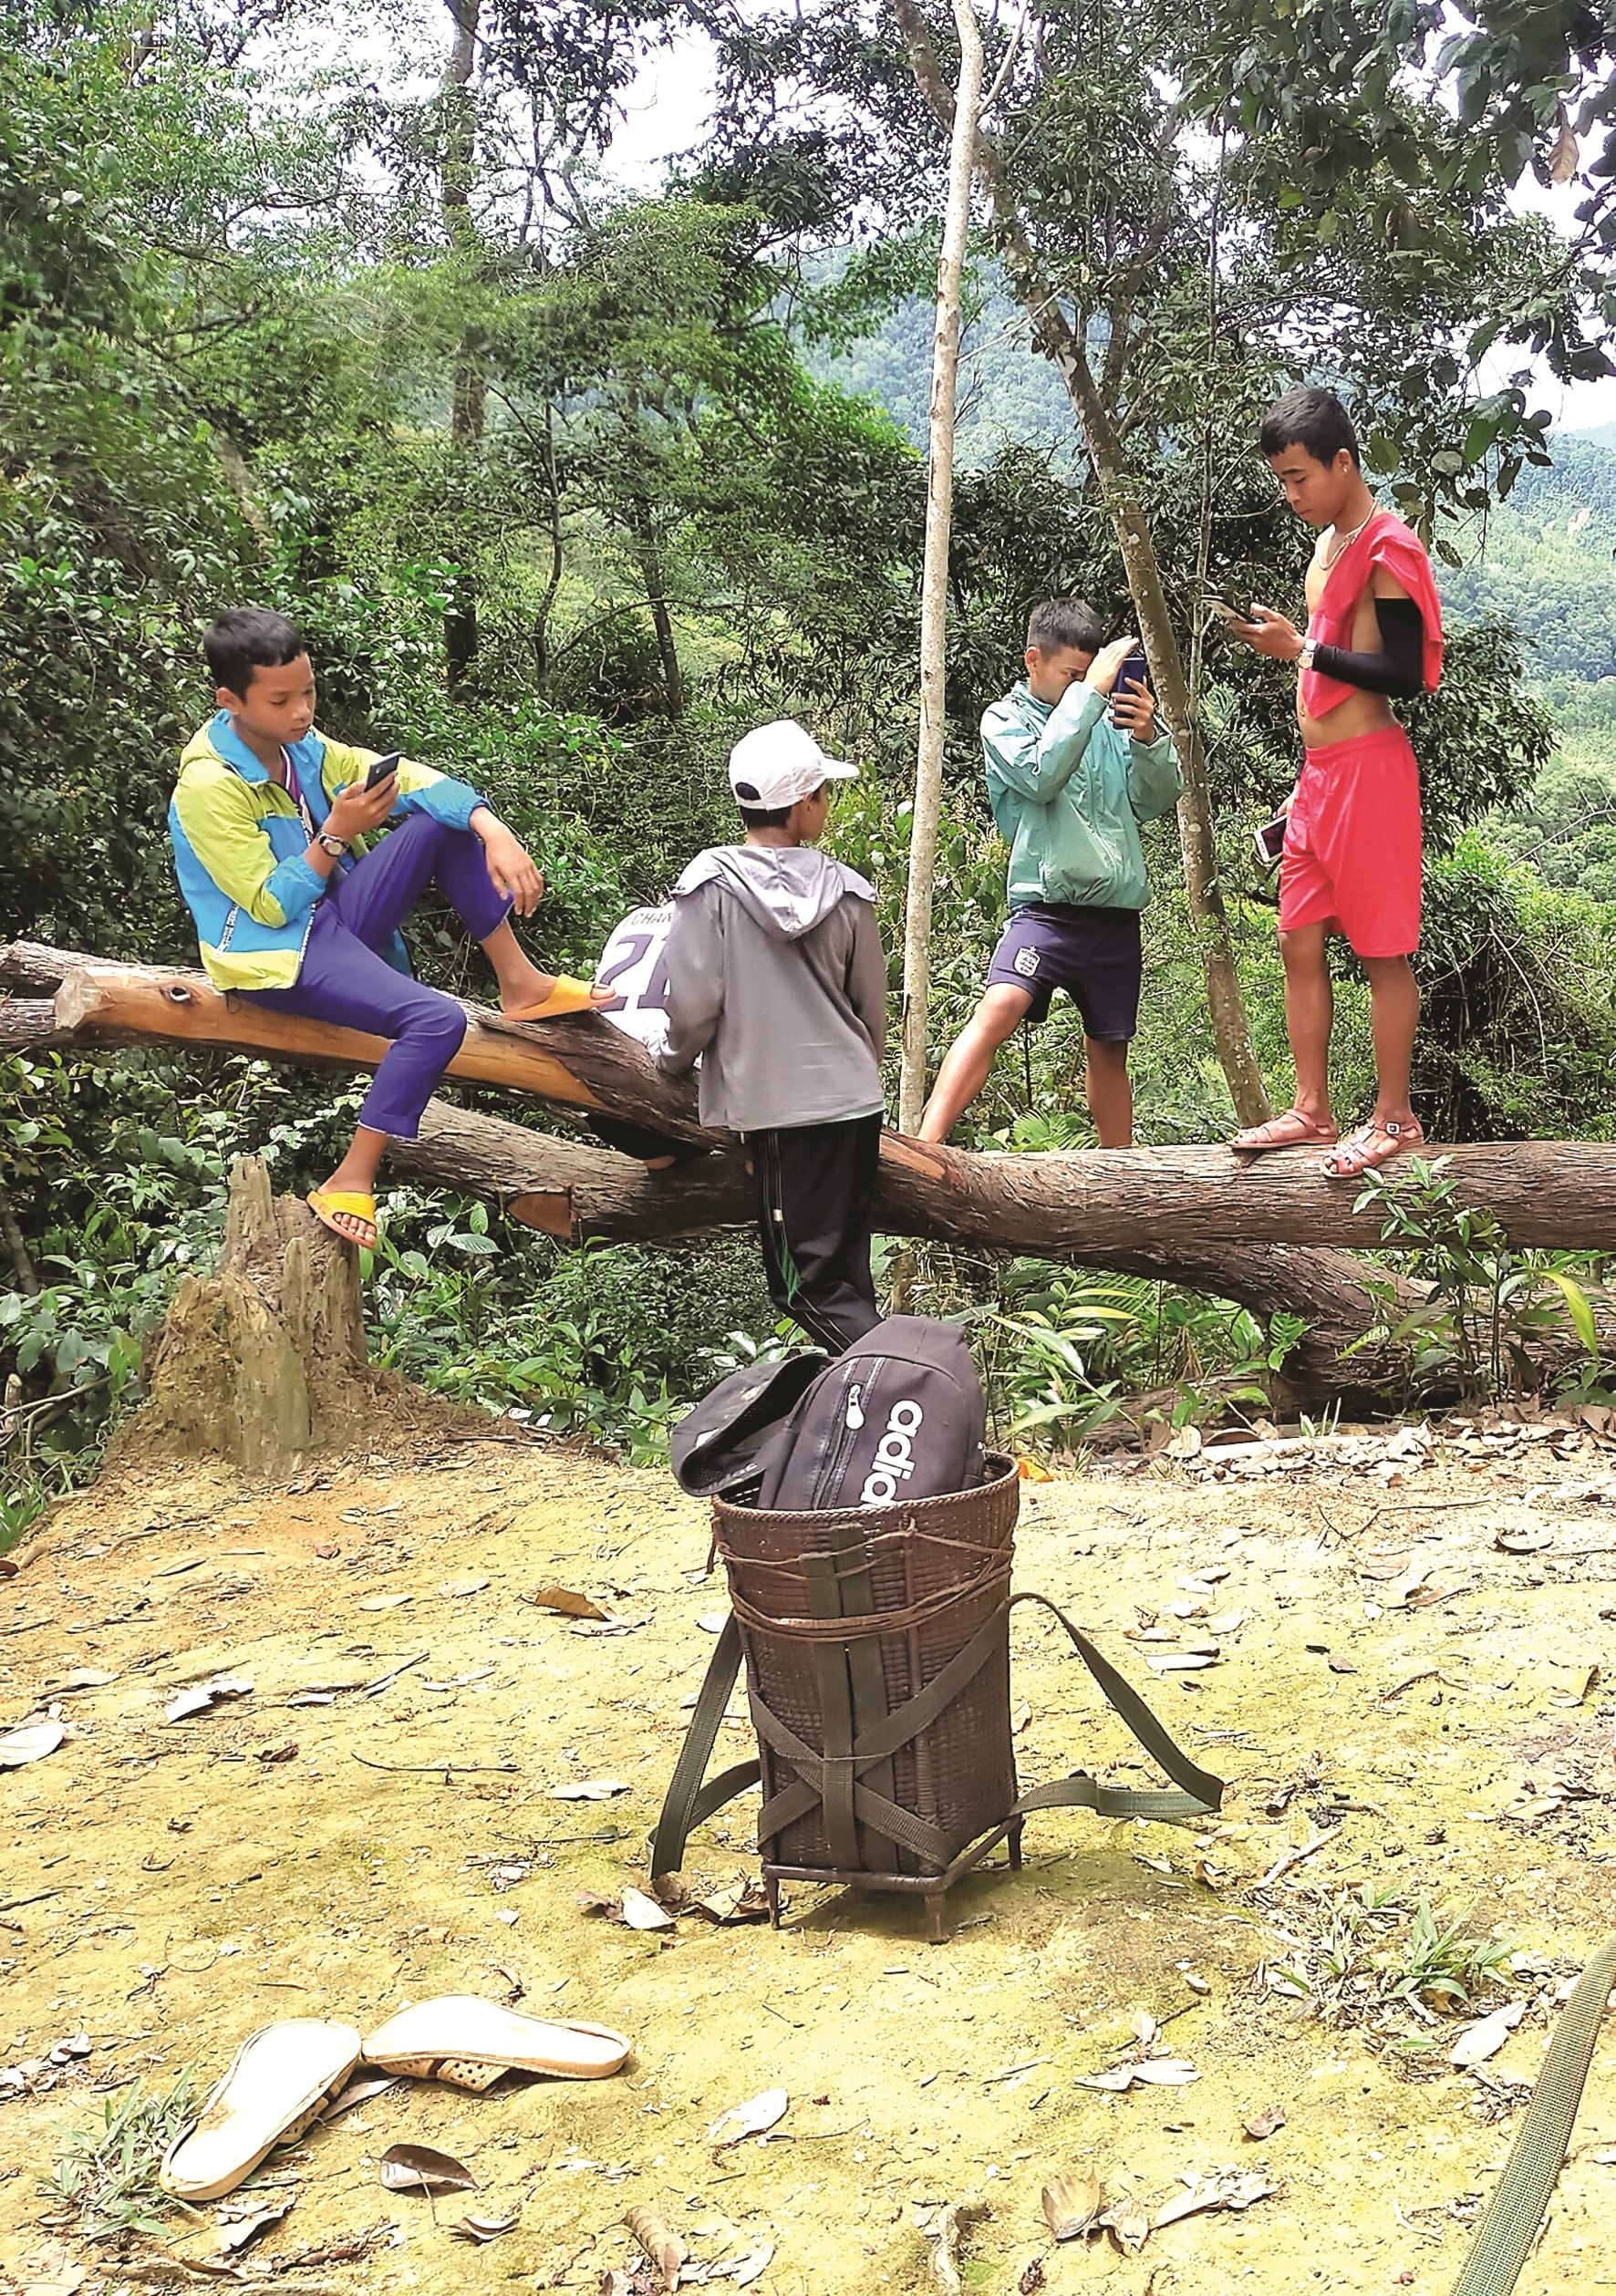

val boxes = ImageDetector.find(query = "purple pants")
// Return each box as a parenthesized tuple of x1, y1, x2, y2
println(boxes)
(243, 812, 510, 1141)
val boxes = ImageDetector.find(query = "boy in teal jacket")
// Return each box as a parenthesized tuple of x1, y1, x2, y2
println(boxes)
(171, 607, 606, 1248)
(917, 598, 1182, 1147)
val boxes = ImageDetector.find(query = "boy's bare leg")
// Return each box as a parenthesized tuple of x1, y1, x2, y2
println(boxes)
(480, 918, 611, 1011)
(1362, 954, 1419, 1128)
(917, 983, 1034, 1143)
(1279, 923, 1335, 1126)
(316, 1124, 388, 1241)
(1083, 1036, 1133, 1147)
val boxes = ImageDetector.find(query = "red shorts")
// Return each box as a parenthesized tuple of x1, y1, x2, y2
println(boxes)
(1279, 724, 1422, 958)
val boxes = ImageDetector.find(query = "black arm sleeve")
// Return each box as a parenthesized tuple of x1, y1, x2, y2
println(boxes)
(1310, 597, 1424, 698)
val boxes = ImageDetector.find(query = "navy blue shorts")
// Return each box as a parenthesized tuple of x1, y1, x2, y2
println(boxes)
(985, 903, 1143, 1038)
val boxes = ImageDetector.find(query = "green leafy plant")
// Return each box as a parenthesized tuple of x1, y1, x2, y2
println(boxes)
(1347, 1155, 1611, 1403)
(40, 2072, 196, 2242)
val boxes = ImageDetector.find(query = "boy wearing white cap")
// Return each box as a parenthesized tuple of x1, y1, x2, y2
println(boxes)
(654, 719, 887, 1353)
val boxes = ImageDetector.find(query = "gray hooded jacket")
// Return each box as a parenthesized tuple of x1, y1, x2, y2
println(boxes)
(654, 845, 887, 1132)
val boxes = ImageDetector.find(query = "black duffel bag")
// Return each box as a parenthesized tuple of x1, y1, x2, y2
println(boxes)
(756, 1316, 985, 1511)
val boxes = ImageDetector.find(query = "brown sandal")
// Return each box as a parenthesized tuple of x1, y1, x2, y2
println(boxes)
(1229, 1107, 1339, 1153)
(1321, 1117, 1424, 1179)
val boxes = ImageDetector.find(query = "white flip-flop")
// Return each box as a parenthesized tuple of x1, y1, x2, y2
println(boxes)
(362, 1995, 630, 2092)
(161, 2019, 362, 2201)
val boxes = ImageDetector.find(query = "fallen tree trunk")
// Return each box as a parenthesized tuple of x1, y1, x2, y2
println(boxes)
(6, 941, 1616, 1248)
(6, 939, 1612, 1403)
(394, 1100, 1418, 1401)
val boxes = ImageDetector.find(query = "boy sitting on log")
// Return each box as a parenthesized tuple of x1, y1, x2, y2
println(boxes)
(652, 720, 887, 1353)
(170, 607, 609, 1250)
(917, 599, 1182, 1148)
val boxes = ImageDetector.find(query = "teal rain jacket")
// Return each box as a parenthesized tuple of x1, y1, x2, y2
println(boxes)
(981, 680, 1183, 913)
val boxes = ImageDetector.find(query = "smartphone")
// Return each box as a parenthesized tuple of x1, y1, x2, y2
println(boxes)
(365, 749, 402, 792)
(1111, 651, 1152, 726)
(1254, 812, 1289, 869)
(1202, 595, 1252, 626)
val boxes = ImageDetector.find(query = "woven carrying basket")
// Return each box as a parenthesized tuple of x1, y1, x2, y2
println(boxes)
(712, 1453, 1020, 1876)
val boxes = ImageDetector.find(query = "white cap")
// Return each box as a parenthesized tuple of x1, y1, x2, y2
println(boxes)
(728, 719, 858, 812)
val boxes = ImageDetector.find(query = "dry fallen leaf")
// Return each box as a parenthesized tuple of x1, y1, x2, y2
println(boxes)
(1130, 2010, 1160, 2049)
(624, 2206, 687, 2291)
(719, 2242, 775, 2288)
(218, 2198, 295, 2254)
(1154, 2167, 1275, 2228)
(698, 1611, 729, 1634)
(451, 2211, 519, 2244)
(357, 1594, 412, 1611)
(439, 1575, 491, 1599)
(1496, 1526, 1553, 1554)
(1551, 1663, 1601, 1709)
(55, 1668, 117, 1692)
(524, 1585, 608, 1620)
(1075, 2058, 1199, 2092)
(164, 1677, 253, 1723)
(1018, 2265, 1046, 2295)
(1449, 2000, 1525, 2068)
(691, 1880, 771, 1925)
(378, 2143, 478, 2196)
(1098, 2194, 1151, 2255)
(1041, 2170, 1103, 2241)
(1242, 2103, 1288, 2141)
(1146, 1651, 1219, 1673)
(1356, 1551, 1412, 1581)
(709, 2086, 789, 2146)
(620, 1887, 677, 1932)
(1011, 1701, 1032, 1735)
(551, 1778, 630, 1802)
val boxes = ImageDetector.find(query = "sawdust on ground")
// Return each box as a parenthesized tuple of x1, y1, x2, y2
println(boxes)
(2, 1419, 1613, 2295)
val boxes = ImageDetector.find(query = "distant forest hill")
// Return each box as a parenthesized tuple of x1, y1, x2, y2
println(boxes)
(812, 291, 1616, 687)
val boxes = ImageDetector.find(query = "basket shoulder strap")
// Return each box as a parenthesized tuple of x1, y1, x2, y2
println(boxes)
(1007, 1592, 1224, 1823)
(1450, 1935, 1616, 2296)
(649, 1615, 760, 1882)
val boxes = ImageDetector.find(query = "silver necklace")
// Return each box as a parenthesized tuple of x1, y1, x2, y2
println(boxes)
(1324, 507, 1375, 568)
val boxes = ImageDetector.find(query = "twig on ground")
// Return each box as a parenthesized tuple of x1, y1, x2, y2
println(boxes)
(1259, 1826, 1341, 1890)
(350, 1753, 517, 1775)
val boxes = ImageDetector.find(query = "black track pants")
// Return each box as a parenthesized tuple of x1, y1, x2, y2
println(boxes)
(750, 1114, 882, 1356)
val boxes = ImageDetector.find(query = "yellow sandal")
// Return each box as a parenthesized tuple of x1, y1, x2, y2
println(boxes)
(502, 975, 608, 1023)
(306, 1188, 378, 1250)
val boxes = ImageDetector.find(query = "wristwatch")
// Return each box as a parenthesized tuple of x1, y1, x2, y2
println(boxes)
(316, 832, 348, 858)
(1298, 636, 1318, 669)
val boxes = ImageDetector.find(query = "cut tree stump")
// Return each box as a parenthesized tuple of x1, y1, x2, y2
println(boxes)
(128, 1155, 461, 1474)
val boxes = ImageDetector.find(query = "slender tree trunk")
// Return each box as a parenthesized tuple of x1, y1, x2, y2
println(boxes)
(630, 497, 685, 719)
(0, 1184, 37, 1295)
(441, 0, 483, 694)
(892, 3, 1271, 1130)
(533, 401, 565, 690)
(898, 0, 984, 1135)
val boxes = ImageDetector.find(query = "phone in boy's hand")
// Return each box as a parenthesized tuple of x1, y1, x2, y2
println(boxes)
(1202, 594, 1253, 626)
(1111, 651, 1152, 726)
(365, 750, 402, 792)
(1253, 812, 1289, 870)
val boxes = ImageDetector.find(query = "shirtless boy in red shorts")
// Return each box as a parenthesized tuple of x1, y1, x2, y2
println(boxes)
(1227, 387, 1443, 1178)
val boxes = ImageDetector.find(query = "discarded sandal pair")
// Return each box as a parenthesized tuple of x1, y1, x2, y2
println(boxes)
(161, 1996, 629, 2202)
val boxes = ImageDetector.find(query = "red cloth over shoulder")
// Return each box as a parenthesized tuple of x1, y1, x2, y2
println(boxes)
(1300, 507, 1444, 718)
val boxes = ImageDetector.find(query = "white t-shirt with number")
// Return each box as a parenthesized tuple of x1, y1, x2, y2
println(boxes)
(596, 904, 679, 1054)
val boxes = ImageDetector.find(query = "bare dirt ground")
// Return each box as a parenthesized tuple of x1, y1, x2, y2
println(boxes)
(2, 1417, 1614, 2296)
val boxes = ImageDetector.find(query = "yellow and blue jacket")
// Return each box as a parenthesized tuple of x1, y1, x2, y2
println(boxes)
(169, 712, 484, 991)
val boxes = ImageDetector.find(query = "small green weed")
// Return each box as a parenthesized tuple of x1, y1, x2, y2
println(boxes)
(40, 2072, 196, 2241)
(1270, 1885, 1514, 2033)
